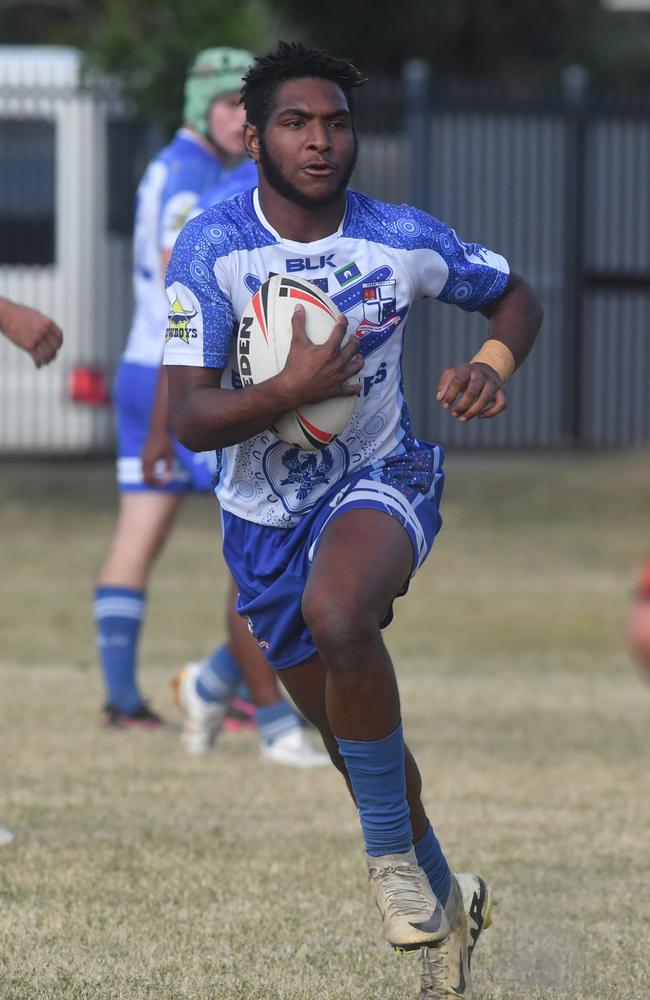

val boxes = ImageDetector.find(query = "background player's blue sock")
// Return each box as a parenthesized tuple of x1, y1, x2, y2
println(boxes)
(196, 645, 241, 703)
(233, 679, 253, 703)
(414, 823, 452, 905)
(94, 586, 146, 714)
(337, 722, 413, 857)
(256, 700, 301, 745)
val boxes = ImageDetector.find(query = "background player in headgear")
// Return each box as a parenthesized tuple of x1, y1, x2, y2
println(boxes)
(93, 46, 326, 767)
(163, 41, 543, 998)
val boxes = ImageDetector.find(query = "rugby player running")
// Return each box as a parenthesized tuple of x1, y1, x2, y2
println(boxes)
(163, 42, 543, 999)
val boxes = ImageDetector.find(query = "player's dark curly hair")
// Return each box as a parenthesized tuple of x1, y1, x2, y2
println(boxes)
(241, 41, 366, 131)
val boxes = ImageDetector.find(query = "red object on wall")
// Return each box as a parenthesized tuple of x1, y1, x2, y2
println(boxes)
(67, 366, 111, 406)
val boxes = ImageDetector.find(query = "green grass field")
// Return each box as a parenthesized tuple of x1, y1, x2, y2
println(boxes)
(1, 453, 649, 999)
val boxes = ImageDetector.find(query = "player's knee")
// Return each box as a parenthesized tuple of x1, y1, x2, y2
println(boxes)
(302, 585, 378, 662)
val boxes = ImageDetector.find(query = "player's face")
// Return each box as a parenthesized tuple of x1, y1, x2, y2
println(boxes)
(207, 93, 246, 158)
(250, 77, 357, 208)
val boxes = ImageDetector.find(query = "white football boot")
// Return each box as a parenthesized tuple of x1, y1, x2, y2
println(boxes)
(172, 662, 228, 755)
(419, 873, 495, 1000)
(367, 848, 451, 951)
(260, 725, 330, 768)
(0, 825, 14, 847)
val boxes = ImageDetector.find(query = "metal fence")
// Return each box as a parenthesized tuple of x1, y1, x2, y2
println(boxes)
(0, 51, 648, 452)
(354, 70, 650, 448)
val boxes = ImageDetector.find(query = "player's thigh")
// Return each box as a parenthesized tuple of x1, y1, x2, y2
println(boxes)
(100, 491, 183, 584)
(116, 491, 183, 553)
(303, 508, 414, 632)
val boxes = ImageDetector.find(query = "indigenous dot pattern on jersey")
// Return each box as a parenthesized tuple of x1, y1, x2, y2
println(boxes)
(163, 188, 509, 528)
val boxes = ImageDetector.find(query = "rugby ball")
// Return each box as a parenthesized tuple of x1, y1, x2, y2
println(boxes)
(237, 274, 358, 451)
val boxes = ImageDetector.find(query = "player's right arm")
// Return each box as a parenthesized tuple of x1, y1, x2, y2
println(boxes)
(167, 305, 362, 452)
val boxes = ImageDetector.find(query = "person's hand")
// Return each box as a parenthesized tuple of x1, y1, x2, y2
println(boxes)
(436, 362, 507, 421)
(142, 428, 175, 486)
(278, 304, 364, 408)
(0, 299, 63, 367)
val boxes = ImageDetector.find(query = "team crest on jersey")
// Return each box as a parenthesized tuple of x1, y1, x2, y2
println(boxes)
(262, 440, 350, 515)
(362, 279, 396, 324)
(165, 283, 200, 344)
(280, 447, 334, 501)
(353, 278, 405, 359)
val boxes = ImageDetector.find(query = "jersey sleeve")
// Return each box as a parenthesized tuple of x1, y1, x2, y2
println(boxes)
(410, 209, 510, 312)
(158, 155, 223, 250)
(159, 190, 201, 249)
(162, 218, 236, 369)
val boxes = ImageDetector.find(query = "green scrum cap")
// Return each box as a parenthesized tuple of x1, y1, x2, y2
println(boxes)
(184, 47, 254, 135)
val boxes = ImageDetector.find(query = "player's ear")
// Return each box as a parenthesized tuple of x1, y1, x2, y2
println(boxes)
(244, 123, 260, 163)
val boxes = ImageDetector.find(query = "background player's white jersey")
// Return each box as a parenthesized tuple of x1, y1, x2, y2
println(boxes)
(122, 129, 225, 367)
(163, 189, 509, 527)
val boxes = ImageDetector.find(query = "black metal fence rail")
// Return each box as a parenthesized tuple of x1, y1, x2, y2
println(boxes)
(354, 71, 650, 447)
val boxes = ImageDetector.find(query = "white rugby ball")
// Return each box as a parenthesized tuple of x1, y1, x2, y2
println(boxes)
(237, 274, 358, 451)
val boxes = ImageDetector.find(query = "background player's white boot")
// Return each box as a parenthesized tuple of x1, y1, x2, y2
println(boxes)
(260, 725, 330, 767)
(367, 848, 451, 951)
(172, 662, 227, 755)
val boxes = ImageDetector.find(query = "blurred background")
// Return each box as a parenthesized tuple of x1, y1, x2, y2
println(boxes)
(1, 0, 649, 454)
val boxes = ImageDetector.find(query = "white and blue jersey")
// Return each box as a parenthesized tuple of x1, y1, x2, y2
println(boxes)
(116, 130, 231, 492)
(122, 129, 227, 368)
(163, 188, 509, 528)
(194, 159, 258, 216)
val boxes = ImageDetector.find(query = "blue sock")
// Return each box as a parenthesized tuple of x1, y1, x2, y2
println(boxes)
(414, 823, 451, 905)
(255, 700, 300, 746)
(94, 586, 146, 714)
(233, 679, 253, 703)
(196, 645, 241, 703)
(337, 722, 412, 857)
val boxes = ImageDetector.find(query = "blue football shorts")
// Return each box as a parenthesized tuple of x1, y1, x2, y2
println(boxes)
(114, 360, 216, 493)
(221, 443, 445, 669)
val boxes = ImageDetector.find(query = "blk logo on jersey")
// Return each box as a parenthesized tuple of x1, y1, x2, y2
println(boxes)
(285, 254, 336, 272)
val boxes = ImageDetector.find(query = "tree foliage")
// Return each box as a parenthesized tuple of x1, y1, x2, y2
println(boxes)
(0, 0, 292, 127)
(268, 0, 650, 90)
(1, 0, 649, 125)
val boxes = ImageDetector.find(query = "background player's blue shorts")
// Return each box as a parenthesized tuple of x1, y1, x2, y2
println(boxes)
(221, 443, 445, 669)
(114, 360, 216, 493)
